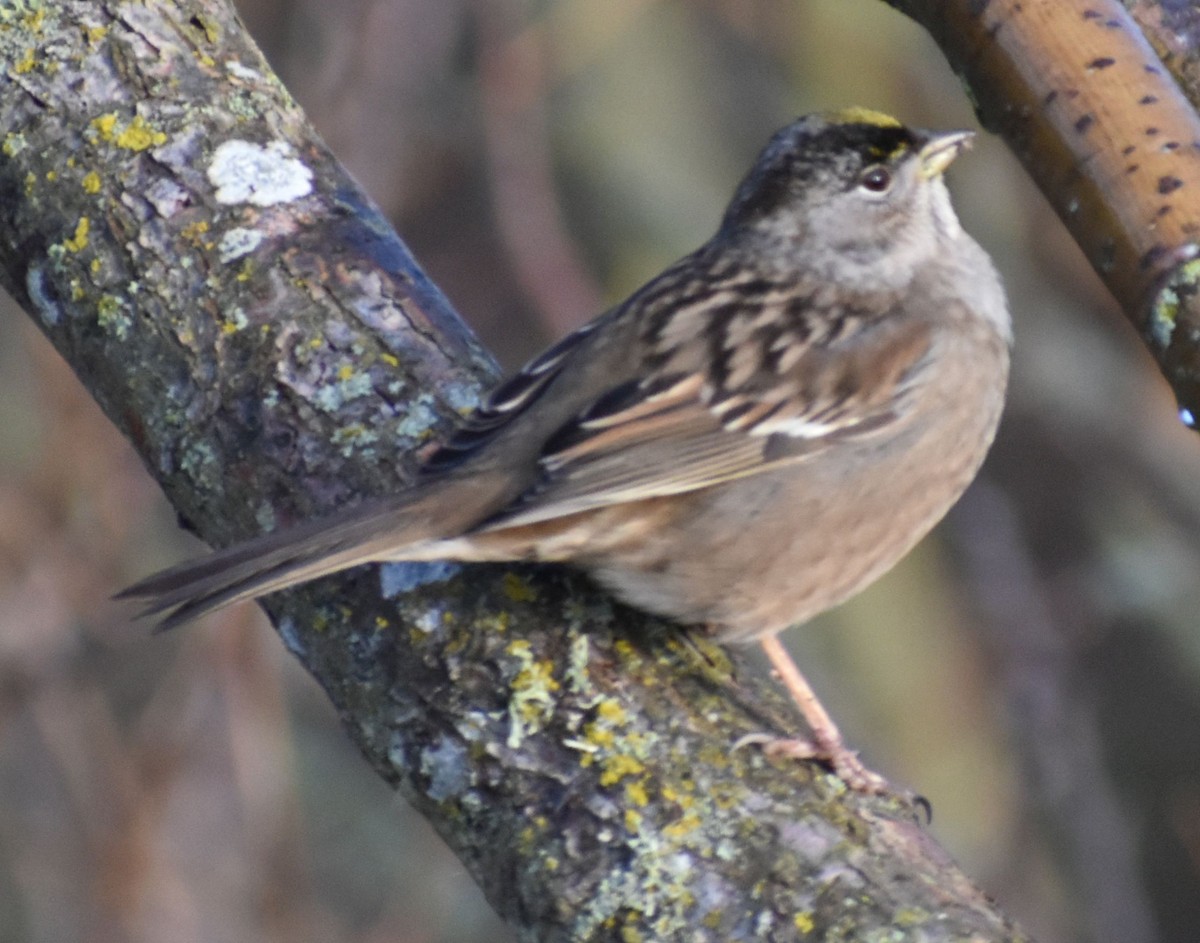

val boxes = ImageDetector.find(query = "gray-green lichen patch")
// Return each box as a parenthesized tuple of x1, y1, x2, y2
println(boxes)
(0, 5, 53, 75)
(573, 841, 708, 941)
(565, 634, 595, 697)
(179, 438, 221, 485)
(254, 501, 277, 534)
(96, 292, 131, 339)
(330, 422, 379, 457)
(313, 368, 374, 412)
(443, 380, 482, 414)
(394, 393, 441, 441)
(1150, 289, 1179, 348)
(218, 226, 264, 262)
(1149, 253, 1200, 349)
(207, 139, 312, 206)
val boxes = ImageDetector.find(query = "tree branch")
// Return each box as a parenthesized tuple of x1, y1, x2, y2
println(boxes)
(0, 2, 1024, 940)
(889, 0, 1200, 424)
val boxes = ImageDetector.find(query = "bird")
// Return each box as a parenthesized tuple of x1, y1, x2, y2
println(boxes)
(118, 110, 1011, 792)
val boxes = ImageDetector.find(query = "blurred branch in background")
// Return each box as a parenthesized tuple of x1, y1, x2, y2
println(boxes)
(952, 481, 1157, 943)
(893, 0, 1200, 422)
(0, 0, 1198, 942)
(476, 0, 604, 337)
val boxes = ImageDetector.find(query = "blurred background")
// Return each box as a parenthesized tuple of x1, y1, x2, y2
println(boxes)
(2, 1, 1199, 941)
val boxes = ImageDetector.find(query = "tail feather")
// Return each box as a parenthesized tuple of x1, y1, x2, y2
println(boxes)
(139, 532, 417, 632)
(117, 480, 497, 631)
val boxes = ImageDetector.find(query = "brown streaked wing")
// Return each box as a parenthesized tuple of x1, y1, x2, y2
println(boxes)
(479, 294, 934, 530)
(479, 375, 771, 528)
(421, 316, 604, 473)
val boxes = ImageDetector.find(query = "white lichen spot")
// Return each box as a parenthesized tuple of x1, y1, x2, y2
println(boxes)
(225, 59, 262, 81)
(179, 440, 219, 482)
(254, 503, 277, 534)
(420, 736, 471, 802)
(444, 381, 483, 413)
(566, 634, 595, 697)
(340, 372, 373, 400)
(314, 371, 373, 413)
(412, 604, 448, 634)
(207, 139, 313, 207)
(381, 561, 461, 597)
(222, 307, 249, 332)
(1150, 299, 1177, 348)
(218, 226, 264, 262)
(277, 617, 305, 657)
(395, 394, 440, 439)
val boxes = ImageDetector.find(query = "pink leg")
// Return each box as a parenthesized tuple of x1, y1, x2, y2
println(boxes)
(757, 635, 888, 793)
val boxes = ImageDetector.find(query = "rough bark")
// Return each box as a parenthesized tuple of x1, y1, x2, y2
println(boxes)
(0, 3, 1025, 941)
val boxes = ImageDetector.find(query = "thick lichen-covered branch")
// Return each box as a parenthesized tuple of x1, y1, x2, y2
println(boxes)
(0, 3, 1023, 941)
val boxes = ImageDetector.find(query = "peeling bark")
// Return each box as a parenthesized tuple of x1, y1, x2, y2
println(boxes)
(0, 3, 1025, 941)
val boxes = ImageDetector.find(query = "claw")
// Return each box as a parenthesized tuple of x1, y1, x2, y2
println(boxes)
(750, 734, 890, 794)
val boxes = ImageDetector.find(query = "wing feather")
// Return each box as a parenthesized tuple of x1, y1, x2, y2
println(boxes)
(429, 256, 936, 535)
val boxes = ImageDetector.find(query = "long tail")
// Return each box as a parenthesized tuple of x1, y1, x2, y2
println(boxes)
(116, 479, 499, 632)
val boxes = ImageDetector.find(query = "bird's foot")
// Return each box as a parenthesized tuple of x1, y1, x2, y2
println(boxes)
(735, 731, 889, 794)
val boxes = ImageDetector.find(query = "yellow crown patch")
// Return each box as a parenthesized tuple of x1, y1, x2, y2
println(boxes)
(821, 107, 902, 129)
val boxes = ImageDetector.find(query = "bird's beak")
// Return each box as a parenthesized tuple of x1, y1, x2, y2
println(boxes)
(918, 130, 974, 179)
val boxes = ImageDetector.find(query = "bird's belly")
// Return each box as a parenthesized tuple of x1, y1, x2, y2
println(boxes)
(583, 444, 981, 643)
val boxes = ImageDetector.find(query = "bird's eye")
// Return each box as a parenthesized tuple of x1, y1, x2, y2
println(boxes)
(858, 166, 892, 193)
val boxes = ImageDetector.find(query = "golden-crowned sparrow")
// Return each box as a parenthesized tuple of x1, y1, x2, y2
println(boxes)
(120, 110, 1011, 792)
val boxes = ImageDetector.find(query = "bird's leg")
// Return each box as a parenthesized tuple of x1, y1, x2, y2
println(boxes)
(756, 635, 888, 794)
